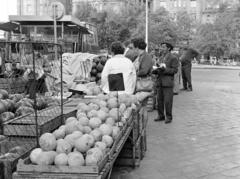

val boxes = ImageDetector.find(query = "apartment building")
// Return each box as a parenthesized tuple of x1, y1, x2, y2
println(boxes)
(17, 0, 72, 16)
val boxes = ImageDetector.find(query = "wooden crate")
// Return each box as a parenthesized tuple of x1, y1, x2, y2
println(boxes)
(13, 152, 109, 179)
(0, 78, 27, 94)
(0, 137, 36, 179)
(3, 106, 63, 137)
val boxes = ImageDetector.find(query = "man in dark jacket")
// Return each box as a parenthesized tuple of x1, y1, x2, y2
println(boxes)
(180, 47, 199, 91)
(152, 42, 179, 124)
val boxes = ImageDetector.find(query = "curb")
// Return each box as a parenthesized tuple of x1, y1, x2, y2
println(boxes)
(192, 65, 240, 70)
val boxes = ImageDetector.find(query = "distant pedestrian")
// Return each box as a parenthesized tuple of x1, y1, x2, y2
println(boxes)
(152, 42, 179, 124)
(180, 47, 199, 91)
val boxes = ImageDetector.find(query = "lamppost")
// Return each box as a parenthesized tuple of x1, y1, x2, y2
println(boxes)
(145, 0, 149, 52)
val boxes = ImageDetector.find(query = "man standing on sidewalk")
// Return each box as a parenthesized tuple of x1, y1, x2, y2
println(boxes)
(152, 42, 179, 124)
(180, 47, 199, 91)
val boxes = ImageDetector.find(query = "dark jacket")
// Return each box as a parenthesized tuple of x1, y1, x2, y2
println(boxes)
(180, 48, 199, 67)
(152, 53, 179, 87)
(125, 49, 138, 62)
(138, 51, 153, 77)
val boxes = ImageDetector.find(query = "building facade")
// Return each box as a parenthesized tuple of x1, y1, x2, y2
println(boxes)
(152, 0, 239, 23)
(17, 0, 72, 16)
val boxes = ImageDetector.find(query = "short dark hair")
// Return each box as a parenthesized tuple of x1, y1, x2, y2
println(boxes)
(161, 42, 174, 51)
(132, 38, 147, 50)
(110, 41, 125, 55)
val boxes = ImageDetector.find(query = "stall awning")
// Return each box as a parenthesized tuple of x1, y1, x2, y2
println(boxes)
(0, 22, 20, 33)
(9, 15, 91, 34)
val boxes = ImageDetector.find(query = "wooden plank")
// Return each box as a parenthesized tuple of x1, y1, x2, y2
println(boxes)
(13, 172, 101, 179)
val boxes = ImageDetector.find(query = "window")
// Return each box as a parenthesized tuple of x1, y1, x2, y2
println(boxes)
(27, 4, 33, 14)
(190, 1, 197, 7)
(160, 2, 167, 8)
(174, 0, 177, 7)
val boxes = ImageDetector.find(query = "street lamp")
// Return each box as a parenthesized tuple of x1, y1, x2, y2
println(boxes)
(145, 0, 149, 52)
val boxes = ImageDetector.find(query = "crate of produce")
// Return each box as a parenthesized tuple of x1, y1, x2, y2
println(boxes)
(13, 152, 109, 179)
(0, 77, 27, 94)
(3, 106, 62, 137)
(0, 137, 36, 179)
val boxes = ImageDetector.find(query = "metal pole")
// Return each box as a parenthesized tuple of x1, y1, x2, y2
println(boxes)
(53, 5, 58, 61)
(145, 0, 149, 53)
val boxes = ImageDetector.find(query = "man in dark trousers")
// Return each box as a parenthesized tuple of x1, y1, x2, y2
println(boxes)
(152, 42, 179, 124)
(180, 47, 199, 91)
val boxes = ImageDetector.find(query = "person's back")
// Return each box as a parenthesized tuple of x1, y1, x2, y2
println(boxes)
(101, 42, 136, 94)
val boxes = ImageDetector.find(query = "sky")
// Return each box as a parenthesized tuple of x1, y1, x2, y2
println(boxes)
(0, 0, 17, 22)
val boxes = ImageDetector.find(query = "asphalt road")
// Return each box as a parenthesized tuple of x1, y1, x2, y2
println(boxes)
(111, 68, 240, 179)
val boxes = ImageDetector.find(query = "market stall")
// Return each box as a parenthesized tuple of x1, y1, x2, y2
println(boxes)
(12, 92, 151, 179)
(1, 51, 151, 179)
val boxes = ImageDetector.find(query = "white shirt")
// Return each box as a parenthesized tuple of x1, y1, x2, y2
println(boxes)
(101, 54, 136, 94)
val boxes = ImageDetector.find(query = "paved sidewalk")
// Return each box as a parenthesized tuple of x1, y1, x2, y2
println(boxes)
(111, 69, 240, 179)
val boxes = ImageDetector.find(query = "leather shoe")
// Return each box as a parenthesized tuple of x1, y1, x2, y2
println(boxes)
(154, 118, 165, 122)
(165, 119, 172, 124)
(180, 88, 187, 91)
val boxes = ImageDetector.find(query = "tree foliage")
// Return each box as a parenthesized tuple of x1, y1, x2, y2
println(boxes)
(192, 3, 240, 60)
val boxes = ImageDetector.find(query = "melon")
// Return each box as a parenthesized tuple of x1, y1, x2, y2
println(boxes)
(74, 134, 92, 153)
(65, 120, 79, 135)
(108, 108, 118, 120)
(87, 147, 103, 160)
(77, 111, 87, 119)
(53, 128, 65, 140)
(56, 139, 72, 154)
(89, 117, 102, 129)
(94, 142, 107, 152)
(76, 123, 84, 132)
(90, 129, 102, 141)
(78, 104, 91, 112)
(102, 135, 113, 147)
(119, 103, 126, 115)
(30, 148, 43, 164)
(105, 117, 115, 126)
(64, 131, 83, 146)
(35, 151, 57, 165)
(87, 110, 98, 118)
(99, 124, 113, 136)
(112, 126, 120, 140)
(54, 153, 68, 165)
(97, 100, 107, 107)
(0, 89, 9, 99)
(65, 117, 77, 124)
(83, 126, 92, 134)
(68, 152, 85, 166)
(85, 148, 103, 166)
(39, 133, 57, 151)
(78, 116, 89, 126)
(88, 103, 99, 111)
(96, 110, 108, 122)
(100, 107, 109, 113)
(107, 98, 118, 109)
(97, 94, 108, 101)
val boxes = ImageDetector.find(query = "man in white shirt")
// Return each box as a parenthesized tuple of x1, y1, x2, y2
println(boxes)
(101, 41, 136, 94)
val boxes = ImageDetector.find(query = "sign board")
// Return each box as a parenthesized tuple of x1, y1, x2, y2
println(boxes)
(48, 2, 65, 20)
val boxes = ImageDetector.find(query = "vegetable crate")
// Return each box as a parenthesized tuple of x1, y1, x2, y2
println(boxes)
(0, 78, 27, 94)
(0, 137, 36, 179)
(3, 106, 62, 137)
(12, 153, 109, 179)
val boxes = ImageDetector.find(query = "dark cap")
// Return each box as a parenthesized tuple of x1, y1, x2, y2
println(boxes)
(161, 42, 174, 51)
